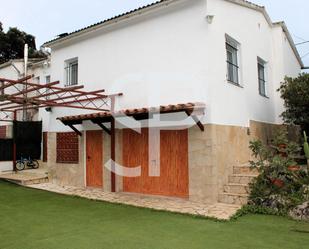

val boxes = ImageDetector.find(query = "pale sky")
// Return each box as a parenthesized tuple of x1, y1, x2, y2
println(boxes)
(1, 0, 309, 66)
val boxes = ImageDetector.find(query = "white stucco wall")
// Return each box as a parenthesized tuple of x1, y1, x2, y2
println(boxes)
(0, 0, 303, 132)
(0, 162, 13, 172)
(0, 60, 51, 126)
(43, 0, 301, 132)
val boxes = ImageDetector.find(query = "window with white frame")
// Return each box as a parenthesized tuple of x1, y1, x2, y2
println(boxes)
(45, 75, 51, 84)
(226, 35, 240, 85)
(257, 58, 267, 97)
(65, 58, 78, 86)
(45, 75, 51, 100)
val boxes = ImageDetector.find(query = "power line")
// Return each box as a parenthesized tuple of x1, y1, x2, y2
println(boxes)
(293, 34, 307, 42)
(296, 41, 309, 46)
(301, 51, 309, 59)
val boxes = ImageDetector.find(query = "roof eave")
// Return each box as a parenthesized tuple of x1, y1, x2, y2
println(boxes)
(273, 21, 304, 68)
(226, 1, 304, 68)
(43, 0, 181, 48)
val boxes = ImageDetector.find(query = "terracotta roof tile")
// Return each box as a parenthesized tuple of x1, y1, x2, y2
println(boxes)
(58, 102, 205, 123)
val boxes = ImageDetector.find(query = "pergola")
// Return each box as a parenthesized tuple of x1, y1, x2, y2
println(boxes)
(0, 75, 123, 120)
(0, 75, 123, 177)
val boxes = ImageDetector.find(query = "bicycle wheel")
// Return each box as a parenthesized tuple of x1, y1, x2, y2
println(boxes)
(31, 160, 39, 169)
(15, 161, 25, 171)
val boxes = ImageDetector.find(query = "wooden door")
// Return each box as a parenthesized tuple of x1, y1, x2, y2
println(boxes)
(123, 128, 188, 198)
(86, 130, 103, 187)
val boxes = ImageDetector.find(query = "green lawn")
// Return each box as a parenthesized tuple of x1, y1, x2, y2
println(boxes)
(0, 181, 308, 249)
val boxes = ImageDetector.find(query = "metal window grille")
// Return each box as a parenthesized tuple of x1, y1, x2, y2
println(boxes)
(258, 62, 266, 96)
(56, 132, 79, 164)
(65, 61, 78, 87)
(226, 42, 239, 84)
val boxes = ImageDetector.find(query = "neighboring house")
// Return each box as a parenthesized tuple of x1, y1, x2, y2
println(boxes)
(0, 58, 51, 122)
(0, 58, 50, 172)
(0, 0, 304, 205)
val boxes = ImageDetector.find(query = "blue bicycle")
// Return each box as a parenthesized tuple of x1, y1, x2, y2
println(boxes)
(15, 156, 39, 171)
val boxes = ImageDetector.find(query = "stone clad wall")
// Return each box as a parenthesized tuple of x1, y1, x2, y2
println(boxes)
(188, 121, 281, 203)
(103, 130, 123, 192)
(47, 132, 85, 187)
(46, 121, 283, 203)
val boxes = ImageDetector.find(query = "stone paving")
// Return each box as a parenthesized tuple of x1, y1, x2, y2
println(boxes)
(28, 183, 241, 220)
(0, 169, 48, 185)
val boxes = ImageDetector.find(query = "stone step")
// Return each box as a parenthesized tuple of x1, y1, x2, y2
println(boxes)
(223, 183, 250, 195)
(233, 166, 259, 175)
(0, 172, 49, 186)
(219, 193, 249, 205)
(22, 177, 49, 186)
(228, 174, 257, 185)
(6, 177, 49, 186)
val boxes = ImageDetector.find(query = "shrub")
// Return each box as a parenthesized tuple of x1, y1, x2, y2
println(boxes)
(278, 74, 309, 135)
(248, 128, 309, 212)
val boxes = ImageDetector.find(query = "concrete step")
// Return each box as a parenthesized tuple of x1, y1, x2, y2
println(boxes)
(22, 177, 49, 186)
(0, 172, 49, 186)
(233, 166, 259, 175)
(223, 183, 250, 195)
(228, 174, 257, 185)
(6, 177, 49, 186)
(219, 193, 249, 205)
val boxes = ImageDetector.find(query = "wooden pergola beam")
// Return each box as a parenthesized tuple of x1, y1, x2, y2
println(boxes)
(0, 75, 33, 91)
(10, 81, 60, 97)
(0, 76, 122, 113)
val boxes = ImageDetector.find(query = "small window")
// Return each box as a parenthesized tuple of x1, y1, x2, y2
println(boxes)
(65, 59, 78, 86)
(226, 36, 240, 85)
(257, 58, 267, 97)
(45, 76, 51, 100)
(56, 132, 79, 164)
(45, 75, 51, 84)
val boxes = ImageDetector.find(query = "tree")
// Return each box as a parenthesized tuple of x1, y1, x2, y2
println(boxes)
(278, 73, 309, 134)
(0, 22, 46, 64)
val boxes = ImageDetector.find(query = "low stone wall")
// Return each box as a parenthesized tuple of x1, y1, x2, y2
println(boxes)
(188, 120, 282, 203)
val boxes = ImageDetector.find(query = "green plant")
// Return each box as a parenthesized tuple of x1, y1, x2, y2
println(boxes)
(304, 131, 309, 159)
(249, 128, 308, 212)
(278, 74, 309, 135)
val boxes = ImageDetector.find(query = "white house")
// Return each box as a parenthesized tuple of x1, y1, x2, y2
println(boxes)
(0, 0, 303, 205)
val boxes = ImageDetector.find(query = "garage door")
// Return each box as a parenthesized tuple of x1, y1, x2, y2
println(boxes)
(123, 128, 188, 198)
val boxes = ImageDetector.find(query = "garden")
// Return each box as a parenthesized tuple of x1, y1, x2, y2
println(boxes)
(244, 74, 309, 221)
(0, 180, 309, 249)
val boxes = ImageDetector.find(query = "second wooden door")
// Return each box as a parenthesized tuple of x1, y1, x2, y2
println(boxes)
(86, 130, 103, 187)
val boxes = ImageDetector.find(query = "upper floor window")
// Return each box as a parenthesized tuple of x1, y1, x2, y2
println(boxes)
(65, 58, 78, 86)
(257, 58, 267, 97)
(45, 75, 51, 84)
(226, 35, 240, 85)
